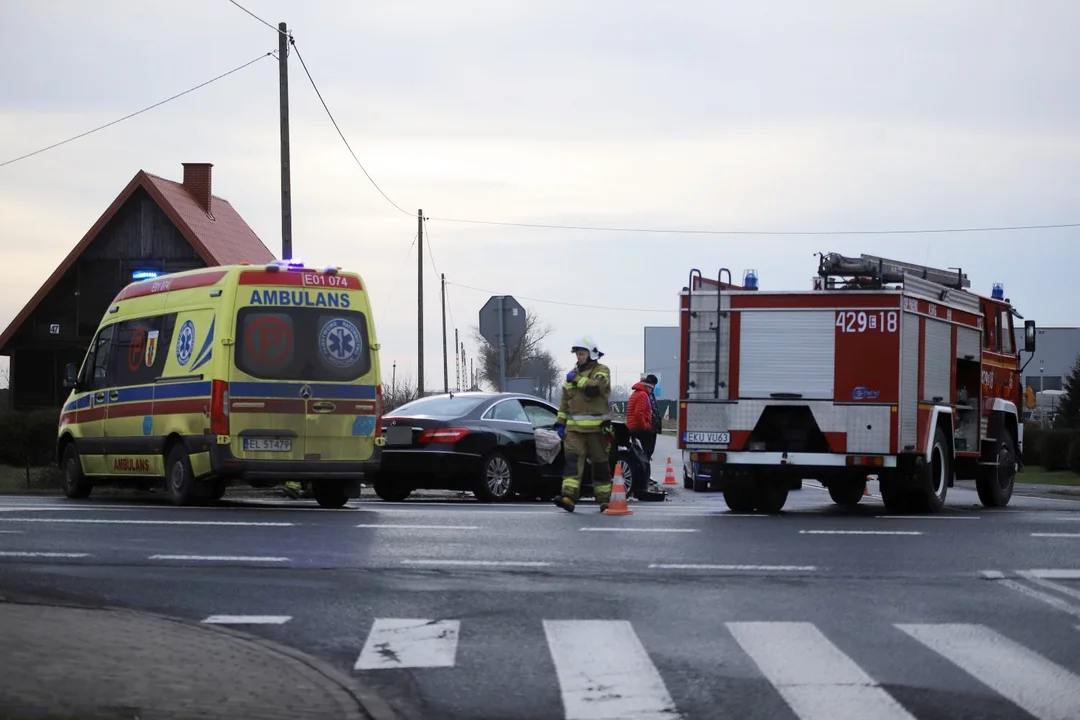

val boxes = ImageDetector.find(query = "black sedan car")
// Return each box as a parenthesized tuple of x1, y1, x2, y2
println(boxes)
(368, 392, 653, 503)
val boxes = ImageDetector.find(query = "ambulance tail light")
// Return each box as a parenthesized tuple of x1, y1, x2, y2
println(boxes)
(374, 385, 384, 437)
(210, 380, 230, 436)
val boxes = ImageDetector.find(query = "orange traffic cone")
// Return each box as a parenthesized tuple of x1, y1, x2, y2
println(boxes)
(603, 463, 633, 515)
(663, 457, 677, 486)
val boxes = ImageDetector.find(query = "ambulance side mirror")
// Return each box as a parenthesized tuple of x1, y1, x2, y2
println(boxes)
(1023, 320, 1036, 353)
(62, 363, 80, 390)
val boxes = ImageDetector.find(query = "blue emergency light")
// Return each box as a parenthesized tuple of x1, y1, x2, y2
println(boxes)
(131, 270, 161, 280)
(991, 283, 1004, 300)
(743, 269, 759, 290)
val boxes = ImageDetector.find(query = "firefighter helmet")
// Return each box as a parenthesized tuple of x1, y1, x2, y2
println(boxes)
(571, 336, 603, 361)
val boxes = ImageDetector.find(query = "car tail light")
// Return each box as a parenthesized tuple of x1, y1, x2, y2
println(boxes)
(210, 380, 230, 436)
(374, 385, 383, 437)
(418, 427, 469, 443)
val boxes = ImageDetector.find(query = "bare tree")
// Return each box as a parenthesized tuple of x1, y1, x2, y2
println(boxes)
(472, 310, 560, 396)
(383, 371, 420, 412)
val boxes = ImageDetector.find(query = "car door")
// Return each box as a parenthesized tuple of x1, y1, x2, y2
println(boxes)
(482, 399, 536, 475)
(520, 400, 563, 479)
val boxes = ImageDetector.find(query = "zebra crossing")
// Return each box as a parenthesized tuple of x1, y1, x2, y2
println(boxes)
(201, 613, 1080, 719)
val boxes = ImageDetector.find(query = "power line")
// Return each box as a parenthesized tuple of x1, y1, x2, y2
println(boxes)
(289, 40, 413, 217)
(224, 0, 284, 34)
(426, 216, 1080, 237)
(421, 217, 457, 332)
(0, 52, 274, 169)
(446, 281, 673, 314)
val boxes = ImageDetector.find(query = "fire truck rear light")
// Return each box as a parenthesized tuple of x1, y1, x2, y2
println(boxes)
(749, 441, 766, 451)
(846, 455, 884, 467)
(690, 451, 726, 463)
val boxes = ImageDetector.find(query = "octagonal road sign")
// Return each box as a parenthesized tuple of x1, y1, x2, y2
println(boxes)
(479, 295, 527, 348)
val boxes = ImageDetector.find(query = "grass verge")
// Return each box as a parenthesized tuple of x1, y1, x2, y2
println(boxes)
(1016, 466, 1080, 487)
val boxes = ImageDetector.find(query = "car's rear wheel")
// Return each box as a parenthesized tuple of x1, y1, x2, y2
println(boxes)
(372, 476, 412, 502)
(474, 452, 515, 502)
(313, 481, 350, 509)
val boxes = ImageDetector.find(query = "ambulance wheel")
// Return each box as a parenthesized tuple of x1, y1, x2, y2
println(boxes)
(372, 476, 412, 502)
(196, 478, 227, 503)
(911, 426, 950, 513)
(723, 488, 756, 513)
(754, 483, 789, 514)
(165, 445, 198, 507)
(61, 444, 92, 500)
(976, 432, 1016, 508)
(828, 480, 866, 507)
(474, 452, 515, 502)
(313, 481, 349, 509)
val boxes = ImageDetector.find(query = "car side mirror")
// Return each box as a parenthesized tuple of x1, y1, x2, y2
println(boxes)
(1024, 320, 1036, 353)
(62, 363, 80, 390)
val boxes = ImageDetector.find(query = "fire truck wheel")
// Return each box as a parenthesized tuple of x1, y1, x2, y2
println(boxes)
(827, 480, 865, 507)
(723, 488, 756, 513)
(754, 483, 789, 514)
(976, 432, 1016, 507)
(913, 426, 950, 513)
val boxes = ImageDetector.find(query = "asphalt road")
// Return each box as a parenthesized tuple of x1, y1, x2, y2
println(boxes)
(2, 444, 1080, 719)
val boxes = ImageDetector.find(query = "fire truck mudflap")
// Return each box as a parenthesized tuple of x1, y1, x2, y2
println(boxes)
(677, 256, 1036, 515)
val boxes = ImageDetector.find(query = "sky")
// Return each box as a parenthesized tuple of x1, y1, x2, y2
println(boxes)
(1, 0, 1079, 392)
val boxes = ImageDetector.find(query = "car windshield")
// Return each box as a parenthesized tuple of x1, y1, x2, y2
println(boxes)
(385, 395, 488, 418)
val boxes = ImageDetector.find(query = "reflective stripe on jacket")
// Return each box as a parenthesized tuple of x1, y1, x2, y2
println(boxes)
(556, 361, 612, 432)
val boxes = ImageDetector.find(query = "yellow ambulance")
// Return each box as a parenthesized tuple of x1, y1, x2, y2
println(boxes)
(57, 260, 384, 508)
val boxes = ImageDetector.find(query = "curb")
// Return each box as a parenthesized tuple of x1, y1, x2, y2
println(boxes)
(0, 593, 401, 720)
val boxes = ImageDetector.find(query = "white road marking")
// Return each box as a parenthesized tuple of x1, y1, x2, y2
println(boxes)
(579, 527, 699, 533)
(400, 559, 553, 567)
(1018, 571, 1080, 603)
(650, 563, 818, 571)
(0, 530, 24, 534)
(980, 570, 1006, 579)
(0, 518, 294, 526)
(355, 524, 480, 530)
(201, 615, 292, 624)
(897, 623, 1080, 720)
(727, 621, 915, 720)
(148, 555, 290, 562)
(876, 515, 979, 520)
(993, 578, 1080, 619)
(354, 619, 460, 670)
(543, 619, 679, 719)
(0, 551, 89, 558)
(1031, 533, 1080, 538)
(1025, 569, 1080, 580)
(799, 530, 923, 535)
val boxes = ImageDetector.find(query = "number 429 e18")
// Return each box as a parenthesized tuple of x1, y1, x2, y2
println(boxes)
(836, 310, 898, 333)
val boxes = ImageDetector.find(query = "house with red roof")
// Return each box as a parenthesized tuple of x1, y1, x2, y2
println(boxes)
(0, 163, 276, 410)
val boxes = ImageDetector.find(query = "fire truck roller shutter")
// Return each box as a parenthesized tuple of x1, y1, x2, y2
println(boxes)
(738, 310, 835, 400)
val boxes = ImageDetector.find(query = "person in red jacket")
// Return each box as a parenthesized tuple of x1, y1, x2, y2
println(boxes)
(626, 374, 658, 459)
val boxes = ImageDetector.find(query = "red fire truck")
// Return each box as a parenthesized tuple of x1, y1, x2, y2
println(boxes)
(676, 253, 1037, 515)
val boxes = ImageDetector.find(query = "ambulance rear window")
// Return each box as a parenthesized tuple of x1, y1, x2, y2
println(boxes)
(235, 308, 372, 382)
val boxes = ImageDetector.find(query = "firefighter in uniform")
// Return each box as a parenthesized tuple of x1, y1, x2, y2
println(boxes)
(553, 337, 613, 513)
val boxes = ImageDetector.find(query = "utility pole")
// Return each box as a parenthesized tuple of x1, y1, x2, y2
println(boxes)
(454, 328, 460, 391)
(278, 22, 292, 260)
(441, 273, 448, 393)
(417, 209, 424, 397)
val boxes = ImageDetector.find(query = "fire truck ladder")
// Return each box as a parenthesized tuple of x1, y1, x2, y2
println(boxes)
(684, 267, 732, 400)
(817, 252, 970, 290)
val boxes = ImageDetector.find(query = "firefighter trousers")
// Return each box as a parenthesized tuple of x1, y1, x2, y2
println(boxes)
(561, 431, 611, 504)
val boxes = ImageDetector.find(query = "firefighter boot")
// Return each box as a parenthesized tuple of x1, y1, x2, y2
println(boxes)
(553, 495, 576, 513)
